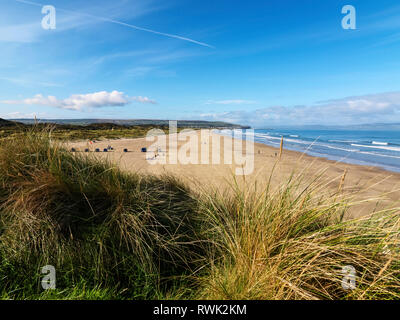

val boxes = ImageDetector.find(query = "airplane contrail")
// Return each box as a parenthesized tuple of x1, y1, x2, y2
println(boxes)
(13, 0, 214, 48)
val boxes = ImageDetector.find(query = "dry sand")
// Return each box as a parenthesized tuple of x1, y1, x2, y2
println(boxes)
(69, 130, 400, 218)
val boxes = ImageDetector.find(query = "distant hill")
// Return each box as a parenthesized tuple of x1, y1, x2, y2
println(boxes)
(348, 123, 400, 131)
(0, 118, 20, 127)
(268, 123, 400, 131)
(11, 119, 250, 129)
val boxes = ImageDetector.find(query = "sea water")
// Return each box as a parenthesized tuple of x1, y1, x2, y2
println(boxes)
(217, 129, 400, 173)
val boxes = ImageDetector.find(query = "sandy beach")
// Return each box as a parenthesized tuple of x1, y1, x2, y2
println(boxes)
(69, 130, 400, 218)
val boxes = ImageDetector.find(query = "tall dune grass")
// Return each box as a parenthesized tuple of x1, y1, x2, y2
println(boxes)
(196, 173, 400, 300)
(0, 127, 203, 299)
(0, 127, 399, 299)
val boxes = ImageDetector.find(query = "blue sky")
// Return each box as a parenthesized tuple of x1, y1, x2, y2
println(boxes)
(1, 0, 400, 127)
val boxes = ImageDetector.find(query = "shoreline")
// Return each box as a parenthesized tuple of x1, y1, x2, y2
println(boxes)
(217, 130, 400, 174)
(265, 142, 400, 175)
(255, 139, 400, 176)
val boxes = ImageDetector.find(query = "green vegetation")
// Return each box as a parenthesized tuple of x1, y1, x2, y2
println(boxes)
(0, 118, 249, 141)
(37, 123, 176, 141)
(0, 121, 182, 141)
(0, 128, 399, 300)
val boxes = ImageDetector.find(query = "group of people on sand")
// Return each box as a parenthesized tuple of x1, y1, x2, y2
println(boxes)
(81, 141, 165, 157)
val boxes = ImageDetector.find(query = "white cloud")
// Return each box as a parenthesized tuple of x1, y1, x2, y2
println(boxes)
(132, 96, 157, 104)
(199, 91, 400, 126)
(4, 111, 46, 119)
(206, 99, 256, 105)
(1, 90, 156, 111)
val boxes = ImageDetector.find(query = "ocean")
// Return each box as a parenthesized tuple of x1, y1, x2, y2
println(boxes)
(217, 129, 400, 173)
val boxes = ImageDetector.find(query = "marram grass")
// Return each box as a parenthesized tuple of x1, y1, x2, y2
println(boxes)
(0, 127, 399, 300)
(196, 175, 400, 300)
